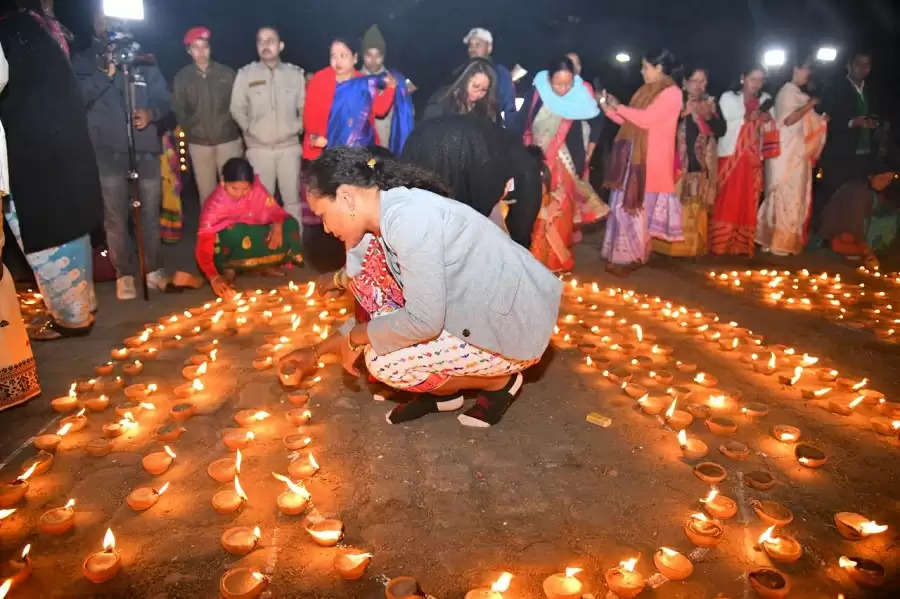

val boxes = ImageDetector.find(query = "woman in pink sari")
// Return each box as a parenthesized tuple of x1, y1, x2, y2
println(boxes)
(196, 158, 303, 299)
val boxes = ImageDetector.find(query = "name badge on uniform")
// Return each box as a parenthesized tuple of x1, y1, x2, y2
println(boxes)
(249, 80, 266, 88)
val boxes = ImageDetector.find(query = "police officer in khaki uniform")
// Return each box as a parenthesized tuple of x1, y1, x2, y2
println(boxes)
(230, 27, 305, 224)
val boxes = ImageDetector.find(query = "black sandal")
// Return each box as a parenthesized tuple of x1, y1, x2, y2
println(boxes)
(30, 317, 94, 341)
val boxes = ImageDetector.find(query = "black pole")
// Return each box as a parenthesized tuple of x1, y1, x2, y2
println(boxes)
(121, 64, 149, 301)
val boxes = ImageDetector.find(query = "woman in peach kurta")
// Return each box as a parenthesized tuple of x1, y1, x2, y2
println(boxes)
(600, 49, 683, 274)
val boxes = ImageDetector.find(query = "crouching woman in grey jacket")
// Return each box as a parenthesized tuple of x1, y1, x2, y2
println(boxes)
(278, 146, 562, 427)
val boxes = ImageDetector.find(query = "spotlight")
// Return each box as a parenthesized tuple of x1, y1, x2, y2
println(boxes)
(514, 97, 525, 111)
(615, 52, 631, 64)
(763, 48, 786, 68)
(816, 46, 837, 62)
(103, 0, 144, 20)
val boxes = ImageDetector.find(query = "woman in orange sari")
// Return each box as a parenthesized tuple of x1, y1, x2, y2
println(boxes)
(709, 65, 772, 256)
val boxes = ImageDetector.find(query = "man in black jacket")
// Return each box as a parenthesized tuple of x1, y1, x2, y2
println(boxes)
(817, 51, 879, 218)
(72, 10, 171, 300)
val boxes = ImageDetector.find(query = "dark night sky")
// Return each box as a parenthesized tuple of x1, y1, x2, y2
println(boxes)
(58, 0, 898, 114)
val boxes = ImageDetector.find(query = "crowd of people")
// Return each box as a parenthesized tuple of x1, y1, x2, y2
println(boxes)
(0, 0, 897, 425)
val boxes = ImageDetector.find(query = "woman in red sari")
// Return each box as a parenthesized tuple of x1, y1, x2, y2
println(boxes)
(709, 65, 773, 256)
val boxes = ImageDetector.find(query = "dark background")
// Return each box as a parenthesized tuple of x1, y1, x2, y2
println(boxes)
(54, 0, 898, 116)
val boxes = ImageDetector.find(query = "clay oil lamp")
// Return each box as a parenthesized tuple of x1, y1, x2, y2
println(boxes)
(752, 500, 793, 527)
(755, 352, 777, 375)
(665, 385, 692, 401)
(85, 394, 110, 412)
(96, 375, 125, 393)
(769, 426, 800, 445)
(637, 394, 665, 416)
(122, 360, 143, 376)
(170, 402, 196, 422)
(622, 382, 647, 399)
(272, 472, 311, 515)
(0, 544, 32, 587)
(605, 367, 632, 386)
(85, 438, 112, 457)
(196, 339, 219, 353)
(94, 362, 116, 376)
(839, 556, 886, 587)
(181, 360, 208, 380)
(757, 526, 802, 563)
(741, 403, 770, 422)
(686, 403, 711, 420)
(693, 372, 718, 388)
(817, 367, 839, 382)
(800, 386, 832, 400)
(252, 356, 274, 370)
(306, 518, 344, 546)
(110, 347, 130, 361)
(745, 470, 776, 491)
(675, 360, 697, 374)
(39, 498, 76, 535)
(142, 445, 176, 475)
(33, 422, 73, 452)
(212, 476, 248, 514)
(61, 408, 89, 433)
(51, 383, 80, 413)
(870, 417, 899, 436)
(219, 569, 268, 599)
(720, 440, 750, 461)
(0, 509, 15, 526)
(174, 377, 207, 400)
(838, 376, 868, 391)
(124, 382, 157, 399)
(829, 394, 865, 416)
(656, 548, 694, 584)
(155, 423, 186, 442)
(794, 444, 827, 469)
(138, 346, 159, 361)
(283, 433, 312, 451)
(334, 550, 376, 582)
(278, 361, 303, 388)
(648, 369, 673, 385)
(665, 399, 693, 431)
(778, 366, 804, 387)
(718, 336, 741, 352)
(605, 557, 644, 599)
(677, 430, 708, 459)
(234, 410, 270, 427)
(126, 481, 169, 511)
(208, 449, 242, 483)
(684, 513, 724, 547)
(20, 451, 54, 477)
(82, 528, 121, 583)
(880, 400, 900, 419)
(707, 394, 734, 413)
(221, 525, 261, 555)
(288, 392, 310, 407)
(694, 462, 727, 484)
(288, 452, 320, 479)
(650, 343, 673, 357)
(748, 568, 790, 599)
(542, 567, 583, 599)
(706, 416, 738, 436)
(286, 408, 313, 426)
(223, 429, 255, 451)
(124, 329, 152, 348)
(834, 513, 888, 540)
(860, 388, 885, 406)
(103, 412, 137, 438)
(700, 487, 736, 520)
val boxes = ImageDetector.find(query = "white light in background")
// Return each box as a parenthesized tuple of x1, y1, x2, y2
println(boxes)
(103, 0, 145, 20)
(763, 48, 786, 68)
(615, 52, 631, 64)
(515, 97, 525, 111)
(816, 46, 838, 62)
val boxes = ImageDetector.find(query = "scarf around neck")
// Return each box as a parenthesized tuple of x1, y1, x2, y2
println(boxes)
(532, 71, 600, 120)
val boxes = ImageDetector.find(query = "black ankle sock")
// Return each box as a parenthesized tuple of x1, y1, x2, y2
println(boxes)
(458, 373, 524, 427)
(387, 393, 464, 424)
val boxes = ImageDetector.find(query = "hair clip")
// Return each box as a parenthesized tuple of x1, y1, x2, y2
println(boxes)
(366, 158, 376, 169)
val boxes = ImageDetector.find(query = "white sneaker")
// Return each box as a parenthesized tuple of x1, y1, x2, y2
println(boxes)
(146, 269, 169, 291)
(116, 276, 136, 300)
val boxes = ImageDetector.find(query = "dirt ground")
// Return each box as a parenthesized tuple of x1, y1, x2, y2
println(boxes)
(1, 229, 898, 599)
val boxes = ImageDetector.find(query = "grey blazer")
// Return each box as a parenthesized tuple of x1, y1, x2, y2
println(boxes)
(366, 187, 562, 361)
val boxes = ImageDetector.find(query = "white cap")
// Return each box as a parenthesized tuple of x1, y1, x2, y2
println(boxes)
(463, 27, 493, 46)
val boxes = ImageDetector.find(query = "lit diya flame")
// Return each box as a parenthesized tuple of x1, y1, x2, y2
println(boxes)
(767, 352, 777, 370)
(708, 395, 727, 409)
(632, 324, 643, 342)
(778, 431, 797, 442)
(812, 387, 832, 397)
(75, 408, 87, 418)
(790, 366, 803, 385)
(0, 508, 16, 520)
(163, 445, 176, 459)
(252, 411, 270, 422)
(758, 525, 780, 547)
(851, 378, 868, 391)
(585, 356, 593, 367)
(156, 482, 170, 496)
(839, 556, 857, 569)
(103, 528, 116, 552)
(491, 572, 513, 593)
(619, 557, 638, 572)
(147, 383, 158, 394)
(209, 349, 218, 362)
(68, 383, 77, 398)
(0, 580, 10, 599)
(690, 512, 709, 523)
(119, 412, 138, 431)
(801, 353, 819, 366)
(677, 430, 688, 448)
(183, 311, 193, 319)
(139, 402, 156, 411)
(565, 567, 582, 578)
(252, 526, 261, 542)
(20, 543, 30, 560)
(848, 395, 865, 410)
(319, 326, 330, 340)
(64, 498, 75, 510)
(569, 279, 578, 289)
(700, 487, 718, 504)
(305, 282, 316, 298)
(665, 399, 678, 420)
(731, 338, 739, 349)
(234, 449, 243, 473)
(694, 373, 707, 385)
(56, 422, 73, 437)
(272, 472, 311, 499)
(233, 476, 248, 502)
(192, 379, 204, 393)
(859, 521, 888, 535)
(196, 361, 208, 376)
